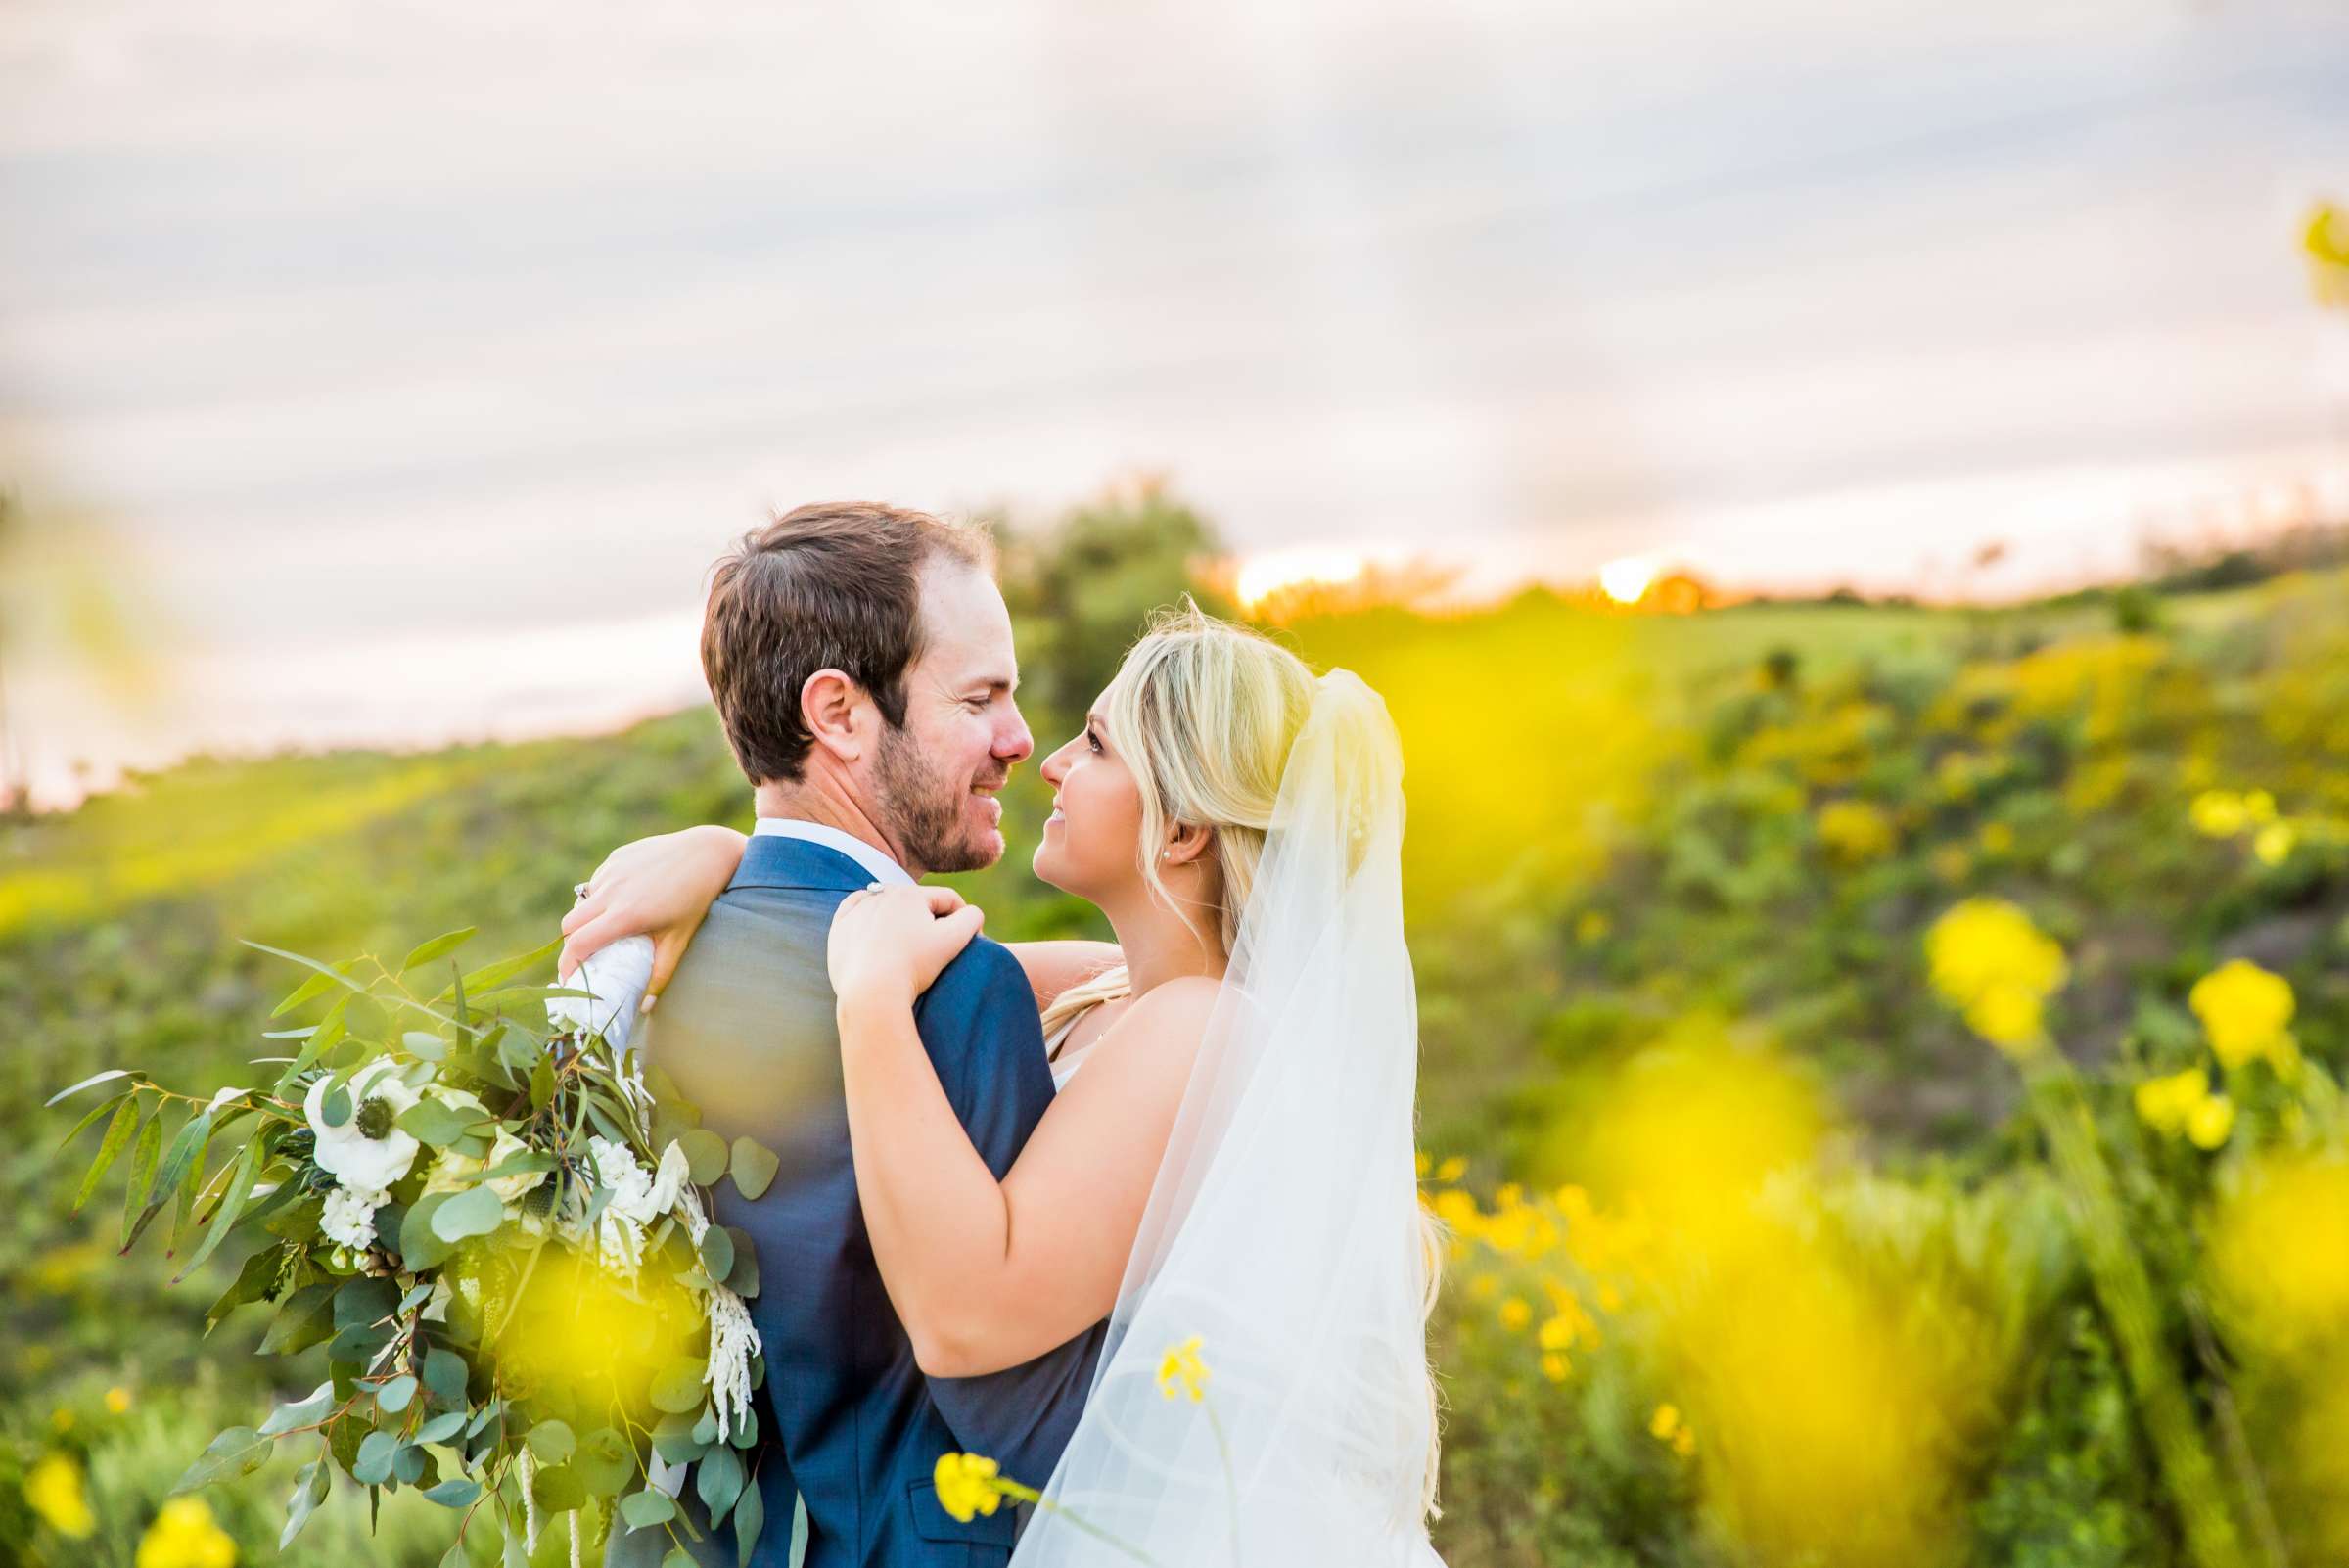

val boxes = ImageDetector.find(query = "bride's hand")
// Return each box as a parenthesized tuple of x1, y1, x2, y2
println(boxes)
(827, 886, 985, 1013)
(559, 825, 748, 999)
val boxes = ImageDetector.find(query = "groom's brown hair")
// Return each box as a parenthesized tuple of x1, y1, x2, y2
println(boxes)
(702, 501, 991, 785)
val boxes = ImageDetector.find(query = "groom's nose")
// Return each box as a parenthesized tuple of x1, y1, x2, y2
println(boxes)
(993, 700, 1035, 767)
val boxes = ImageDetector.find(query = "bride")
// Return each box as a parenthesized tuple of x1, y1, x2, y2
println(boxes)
(565, 606, 1444, 1565)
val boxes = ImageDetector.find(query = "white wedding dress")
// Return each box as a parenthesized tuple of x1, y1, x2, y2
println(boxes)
(1012, 670, 1445, 1568)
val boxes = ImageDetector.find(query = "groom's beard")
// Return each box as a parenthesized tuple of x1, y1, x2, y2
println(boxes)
(874, 724, 1006, 875)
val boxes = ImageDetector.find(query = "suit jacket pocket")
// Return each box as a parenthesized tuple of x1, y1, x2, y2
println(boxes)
(906, 1478, 1018, 1554)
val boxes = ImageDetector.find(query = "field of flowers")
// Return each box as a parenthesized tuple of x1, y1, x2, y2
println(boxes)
(5, 512, 2345, 1566)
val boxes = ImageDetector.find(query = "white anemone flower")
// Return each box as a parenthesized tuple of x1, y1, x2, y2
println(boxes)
(303, 1063, 423, 1190)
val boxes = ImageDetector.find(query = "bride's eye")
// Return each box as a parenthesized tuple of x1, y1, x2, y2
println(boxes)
(1086, 727, 1103, 755)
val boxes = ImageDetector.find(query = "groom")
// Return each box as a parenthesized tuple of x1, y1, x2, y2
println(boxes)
(617, 503, 1101, 1567)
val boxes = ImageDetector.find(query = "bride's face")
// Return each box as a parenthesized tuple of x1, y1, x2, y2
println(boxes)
(1033, 697, 1144, 898)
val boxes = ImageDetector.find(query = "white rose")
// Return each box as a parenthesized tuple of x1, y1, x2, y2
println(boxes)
(320, 1183, 390, 1250)
(484, 1129, 547, 1205)
(421, 1147, 485, 1197)
(546, 936, 656, 1055)
(303, 1063, 423, 1191)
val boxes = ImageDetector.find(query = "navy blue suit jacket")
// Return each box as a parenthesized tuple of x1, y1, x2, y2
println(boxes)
(620, 833, 1102, 1568)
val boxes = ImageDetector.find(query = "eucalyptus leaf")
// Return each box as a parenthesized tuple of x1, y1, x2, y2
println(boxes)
(733, 1479, 764, 1568)
(258, 1382, 337, 1437)
(423, 1347, 469, 1407)
(375, 1375, 417, 1413)
(728, 1136, 780, 1201)
(415, 1410, 469, 1444)
(619, 1490, 677, 1531)
(258, 1280, 338, 1355)
(525, 1419, 576, 1464)
(402, 928, 479, 974)
(698, 1225, 735, 1284)
(695, 1444, 744, 1519)
(117, 1111, 163, 1250)
(678, 1130, 728, 1187)
(401, 1031, 450, 1064)
(352, 1431, 399, 1486)
(176, 1134, 267, 1281)
(281, 1459, 331, 1550)
(46, 1068, 135, 1107)
(76, 1097, 141, 1211)
(651, 1359, 709, 1415)
(423, 1476, 481, 1507)
(429, 1183, 506, 1243)
(171, 1426, 272, 1494)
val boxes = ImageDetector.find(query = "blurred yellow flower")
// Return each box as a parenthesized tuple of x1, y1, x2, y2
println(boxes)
(1468, 1272, 1499, 1301)
(1817, 800, 1896, 863)
(106, 1386, 133, 1414)
(1538, 1314, 1576, 1351)
(2188, 959, 2296, 1071)
(1976, 821, 2015, 856)
(1575, 910, 1612, 944)
(2190, 789, 2249, 837)
(1671, 1427, 1697, 1458)
(1157, 1335, 1209, 1403)
(2253, 821, 2297, 866)
(49, 1407, 73, 1433)
(1929, 845, 1972, 884)
(1541, 1353, 1570, 1383)
(1925, 899, 2067, 1054)
(2134, 1066, 2212, 1138)
(932, 1453, 1002, 1522)
(1498, 1298, 1533, 1331)
(25, 1453, 95, 1539)
(1414, 1150, 1431, 1177)
(1649, 1404, 1682, 1441)
(1434, 1155, 1467, 1183)
(136, 1497, 236, 1568)
(2207, 1150, 2349, 1356)
(2185, 1094, 2235, 1151)
(2244, 789, 2278, 823)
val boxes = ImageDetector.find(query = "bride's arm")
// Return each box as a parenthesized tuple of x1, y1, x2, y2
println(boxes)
(829, 889, 1212, 1376)
(1004, 940, 1124, 1013)
(558, 825, 747, 993)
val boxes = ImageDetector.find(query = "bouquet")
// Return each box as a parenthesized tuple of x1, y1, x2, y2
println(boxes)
(47, 925, 774, 1565)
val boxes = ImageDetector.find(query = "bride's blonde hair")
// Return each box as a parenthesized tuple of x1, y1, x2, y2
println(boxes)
(1041, 601, 1448, 1520)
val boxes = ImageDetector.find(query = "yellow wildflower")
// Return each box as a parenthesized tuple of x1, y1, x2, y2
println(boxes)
(932, 1453, 1002, 1522)
(1671, 1426, 1696, 1458)
(1930, 844, 1972, 884)
(2189, 959, 2296, 1071)
(2190, 789, 2249, 837)
(2185, 1094, 2236, 1151)
(25, 1453, 96, 1539)
(1434, 1156, 1467, 1183)
(1649, 1404, 1682, 1441)
(136, 1497, 236, 1568)
(1157, 1335, 1209, 1403)
(1541, 1353, 1570, 1383)
(1575, 909, 1612, 944)
(49, 1407, 73, 1434)
(106, 1386, 133, 1414)
(1467, 1272, 1500, 1301)
(2207, 1151, 2349, 1356)
(1498, 1298, 1533, 1331)
(2244, 789, 2278, 823)
(1924, 899, 2067, 1054)
(2134, 1067, 2211, 1137)
(1414, 1151, 1431, 1177)
(1977, 821, 2015, 856)
(1538, 1314, 1576, 1352)
(2253, 822, 2296, 866)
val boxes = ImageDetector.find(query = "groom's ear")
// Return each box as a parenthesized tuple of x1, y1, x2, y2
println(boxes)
(801, 668, 874, 764)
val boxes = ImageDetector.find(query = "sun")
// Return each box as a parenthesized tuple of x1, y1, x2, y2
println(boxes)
(1234, 546, 1367, 609)
(1598, 556, 1657, 605)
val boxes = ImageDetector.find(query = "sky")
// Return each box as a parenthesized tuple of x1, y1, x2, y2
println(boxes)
(3, 0, 2348, 806)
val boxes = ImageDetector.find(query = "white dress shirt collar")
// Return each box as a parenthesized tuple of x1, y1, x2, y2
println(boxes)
(750, 817, 917, 888)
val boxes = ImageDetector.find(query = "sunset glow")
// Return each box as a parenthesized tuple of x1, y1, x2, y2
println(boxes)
(1598, 557, 1659, 605)
(1235, 547, 1367, 608)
